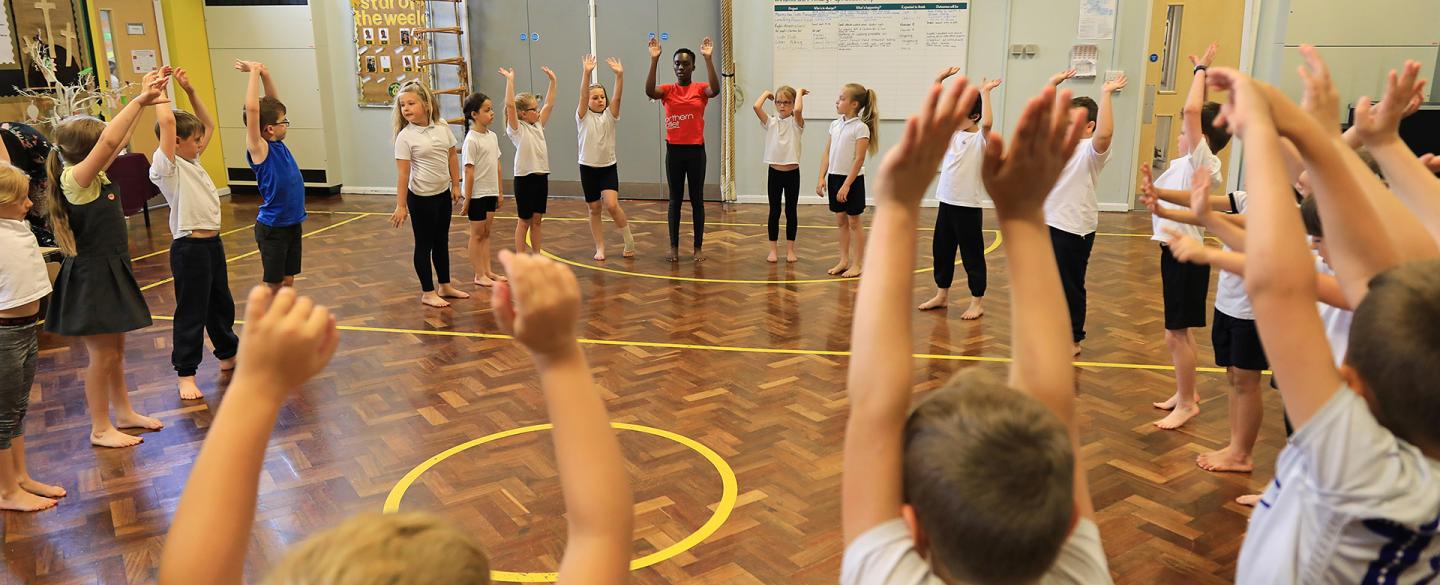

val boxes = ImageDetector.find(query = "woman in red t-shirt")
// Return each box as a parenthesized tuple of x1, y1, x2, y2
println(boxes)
(645, 37, 720, 262)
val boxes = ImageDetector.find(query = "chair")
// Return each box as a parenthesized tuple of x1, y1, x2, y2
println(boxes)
(107, 151, 157, 227)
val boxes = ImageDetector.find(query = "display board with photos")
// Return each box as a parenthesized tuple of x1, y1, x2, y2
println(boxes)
(351, 0, 429, 107)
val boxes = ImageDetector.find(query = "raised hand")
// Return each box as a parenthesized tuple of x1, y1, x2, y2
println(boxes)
(934, 66, 961, 83)
(1190, 42, 1219, 69)
(493, 250, 582, 359)
(233, 60, 261, 73)
(648, 37, 662, 59)
(175, 68, 193, 92)
(605, 57, 622, 74)
(700, 37, 714, 59)
(799, 88, 810, 96)
(137, 69, 172, 106)
(760, 90, 774, 101)
(1421, 153, 1440, 173)
(982, 77, 1003, 92)
(1205, 68, 1273, 139)
(231, 286, 339, 399)
(1353, 60, 1425, 146)
(875, 76, 980, 208)
(582, 54, 597, 74)
(1049, 68, 1077, 87)
(1296, 45, 1341, 132)
(1103, 72, 1129, 94)
(541, 66, 556, 80)
(982, 85, 1087, 218)
(498, 67, 515, 79)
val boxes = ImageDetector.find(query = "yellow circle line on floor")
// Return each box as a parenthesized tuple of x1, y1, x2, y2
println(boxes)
(382, 421, 738, 583)
(542, 231, 1003, 285)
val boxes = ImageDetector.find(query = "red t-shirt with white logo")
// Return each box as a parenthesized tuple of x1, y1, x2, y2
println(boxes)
(659, 82, 710, 145)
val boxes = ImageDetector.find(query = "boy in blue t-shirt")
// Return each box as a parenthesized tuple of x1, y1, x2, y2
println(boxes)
(237, 60, 306, 290)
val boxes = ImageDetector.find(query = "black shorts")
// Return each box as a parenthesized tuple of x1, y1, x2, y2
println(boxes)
(579, 164, 619, 203)
(254, 222, 302, 283)
(467, 196, 498, 221)
(1159, 243, 1211, 330)
(514, 174, 549, 219)
(827, 173, 866, 216)
(1212, 308, 1269, 371)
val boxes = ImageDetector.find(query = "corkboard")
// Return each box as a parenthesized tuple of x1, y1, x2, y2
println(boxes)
(351, 0, 429, 107)
(1, 0, 92, 95)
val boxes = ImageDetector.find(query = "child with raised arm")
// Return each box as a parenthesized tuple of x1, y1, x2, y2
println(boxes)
(577, 54, 635, 261)
(44, 70, 171, 449)
(841, 77, 1111, 584)
(816, 83, 879, 278)
(237, 60, 306, 291)
(461, 92, 507, 287)
(754, 85, 807, 263)
(150, 67, 239, 400)
(1043, 69, 1126, 354)
(918, 68, 999, 318)
(159, 260, 634, 585)
(389, 82, 470, 308)
(1201, 66, 1440, 584)
(502, 66, 556, 255)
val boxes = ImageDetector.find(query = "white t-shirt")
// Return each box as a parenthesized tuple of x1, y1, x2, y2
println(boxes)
(394, 123, 458, 196)
(828, 116, 870, 176)
(576, 109, 618, 167)
(1044, 138, 1111, 236)
(1315, 257, 1351, 367)
(762, 115, 803, 166)
(1236, 388, 1440, 585)
(841, 517, 1113, 585)
(149, 148, 221, 239)
(935, 129, 988, 208)
(1214, 190, 1254, 320)
(1150, 138, 1222, 243)
(0, 218, 51, 311)
(506, 121, 550, 176)
(462, 129, 501, 198)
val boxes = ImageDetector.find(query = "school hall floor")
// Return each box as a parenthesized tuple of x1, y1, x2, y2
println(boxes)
(3, 194, 1283, 585)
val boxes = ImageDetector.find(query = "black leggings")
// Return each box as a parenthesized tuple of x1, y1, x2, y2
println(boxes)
(932, 203, 986, 297)
(666, 143, 706, 249)
(767, 167, 800, 241)
(407, 191, 452, 292)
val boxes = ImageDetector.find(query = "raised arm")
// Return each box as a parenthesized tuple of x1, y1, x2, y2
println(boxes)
(174, 69, 216, 154)
(843, 78, 977, 544)
(500, 68, 519, 131)
(980, 78, 1001, 133)
(538, 66, 558, 126)
(493, 251, 633, 585)
(156, 89, 178, 163)
(1354, 60, 1440, 245)
(982, 85, 1091, 517)
(644, 38, 664, 100)
(1048, 68, 1077, 88)
(1092, 73, 1127, 153)
(236, 60, 268, 163)
(73, 70, 169, 187)
(1181, 43, 1218, 155)
(1167, 233, 1350, 309)
(607, 57, 624, 118)
(158, 287, 339, 585)
(578, 55, 596, 121)
(258, 62, 279, 100)
(753, 89, 772, 126)
(700, 37, 720, 98)
(794, 87, 808, 128)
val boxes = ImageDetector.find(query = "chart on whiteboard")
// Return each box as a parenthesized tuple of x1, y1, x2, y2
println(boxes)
(773, 2, 970, 120)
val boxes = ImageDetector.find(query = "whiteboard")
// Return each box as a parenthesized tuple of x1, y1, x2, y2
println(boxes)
(772, 2, 970, 120)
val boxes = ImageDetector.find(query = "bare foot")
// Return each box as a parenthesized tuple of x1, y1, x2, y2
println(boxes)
(1073, 343, 1082, 356)
(91, 428, 143, 448)
(1196, 447, 1254, 473)
(0, 489, 56, 512)
(1153, 394, 1179, 410)
(766, 251, 778, 263)
(918, 292, 948, 311)
(219, 357, 237, 372)
(594, 249, 606, 261)
(959, 300, 985, 320)
(115, 412, 163, 431)
(486, 272, 507, 283)
(827, 260, 850, 275)
(666, 249, 679, 262)
(421, 292, 451, 308)
(474, 276, 496, 287)
(19, 478, 66, 498)
(178, 376, 203, 400)
(437, 285, 470, 299)
(1153, 403, 1200, 430)
(694, 253, 706, 264)
(622, 248, 636, 258)
(786, 251, 798, 262)
(841, 265, 862, 278)
(1235, 494, 1262, 507)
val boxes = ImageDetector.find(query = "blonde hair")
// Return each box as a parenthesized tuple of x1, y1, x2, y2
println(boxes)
(392, 83, 442, 136)
(0, 162, 30, 207)
(842, 83, 880, 154)
(513, 92, 539, 116)
(775, 85, 796, 102)
(262, 513, 490, 585)
(44, 115, 107, 256)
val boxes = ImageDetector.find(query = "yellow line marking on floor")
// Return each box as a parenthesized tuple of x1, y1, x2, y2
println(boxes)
(132, 224, 258, 262)
(138, 214, 374, 292)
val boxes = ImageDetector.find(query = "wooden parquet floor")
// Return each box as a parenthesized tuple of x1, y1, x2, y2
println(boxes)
(2, 194, 1285, 585)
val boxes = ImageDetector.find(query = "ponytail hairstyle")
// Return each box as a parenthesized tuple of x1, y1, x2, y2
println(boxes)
(843, 83, 880, 154)
(392, 82, 441, 136)
(462, 92, 491, 134)
(44, 115, 106, 256)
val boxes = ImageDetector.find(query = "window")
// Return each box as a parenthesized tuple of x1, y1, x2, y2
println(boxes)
(1159, 5, 1184, 92)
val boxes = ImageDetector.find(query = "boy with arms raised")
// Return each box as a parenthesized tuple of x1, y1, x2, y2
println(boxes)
(237, 60, 306, 291)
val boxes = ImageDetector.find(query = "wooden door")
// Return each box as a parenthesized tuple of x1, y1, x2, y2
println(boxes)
(93, 0, 163, 159)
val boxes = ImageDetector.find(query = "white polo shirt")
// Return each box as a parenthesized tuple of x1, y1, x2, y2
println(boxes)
(827, 116, 870, 176)
(1315, 257, 1351, 367)
(1150, 137, 1222, 244)
(150, 148, 221, 239)
(577, 109, 618, 167)
(0, 218, 50, 310)
(762, 115, 803, 166)
(1043, 138, 1110, 236)
(507, 121, 550, 176)
(394, 123, 458, 196)
(462, 129, 501, 198)
(935, 129, 988, 208)
(1214, 190, 1253, 320)
(842, 517, 1113, 585)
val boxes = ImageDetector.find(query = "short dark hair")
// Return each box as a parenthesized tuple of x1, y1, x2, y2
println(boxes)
(1071, 96, 1098, 124)
(968, 91, 983, 122)
(1200, 102, 1232, 152)
(241, 96, 288, 131)
(1300, 195, 1323, 238)
(462, 92, 490, 134)
(673, 48, 695, 63)
(154, 110, 204, 141)
(902, 369, 1075, 583)
(1348, 259, 1440, 451)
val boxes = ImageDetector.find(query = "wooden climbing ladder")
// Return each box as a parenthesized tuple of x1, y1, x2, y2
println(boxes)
(416, 0, 469, 126)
